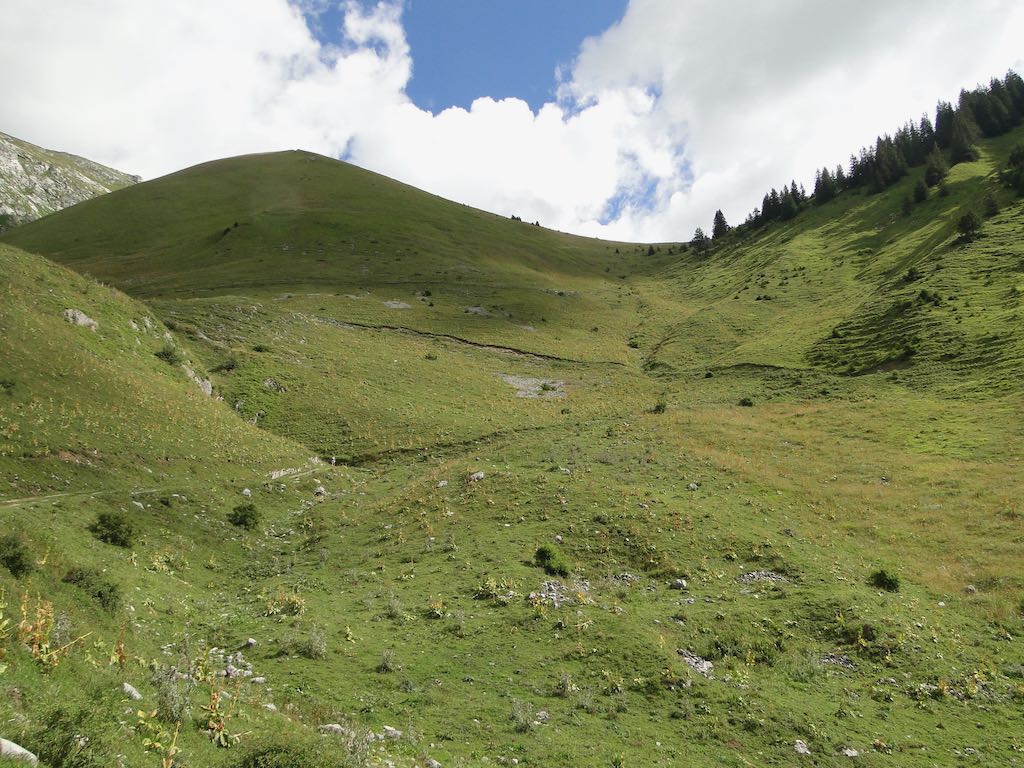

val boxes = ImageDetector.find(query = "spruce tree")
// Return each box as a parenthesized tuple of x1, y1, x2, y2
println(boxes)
(950, 110, 979, 164)
(691, 226, 710, 254)
(1001, 143, 1024, 194)
(913, 179, 928, 203)
(935, 101, 955, 148)
(924, 145, 948, 186)
(712, 210, 730, 239)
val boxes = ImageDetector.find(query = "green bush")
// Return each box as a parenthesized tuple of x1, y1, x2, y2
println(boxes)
(228, 503, 261, 530)
(738, 397, 754, 407)
(63, 567, 121, 612)
(0, 533, 34, 577)
(154, 343, 183, 366)
(534, 544, 570, 577)
(869, 568, 901, 592)
(89, 510, 135, 547)
(957, 210, 981, 241)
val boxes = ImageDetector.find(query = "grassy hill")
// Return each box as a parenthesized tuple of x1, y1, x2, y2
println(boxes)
(1, 127, 1022, 768)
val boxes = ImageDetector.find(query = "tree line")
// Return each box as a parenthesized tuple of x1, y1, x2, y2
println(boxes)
(692, 70, 1024, 249)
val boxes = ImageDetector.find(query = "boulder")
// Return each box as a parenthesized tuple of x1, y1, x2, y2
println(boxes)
(319, 723, 352, 737)
(62, 308, 98, 331)
(122, 682, 143, 700)
(0, 738, 38, 766)
(795, 740, 811, 755)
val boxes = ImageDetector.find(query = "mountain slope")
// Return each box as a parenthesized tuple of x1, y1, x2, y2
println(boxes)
(1, 127, 1023, 768)
(0, 131, 139, 230)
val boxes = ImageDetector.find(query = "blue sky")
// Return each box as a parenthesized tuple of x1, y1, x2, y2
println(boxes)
(309, 1, 627, 113)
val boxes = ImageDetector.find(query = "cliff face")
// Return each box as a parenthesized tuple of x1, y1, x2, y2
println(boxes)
(0, 131, 140, 230)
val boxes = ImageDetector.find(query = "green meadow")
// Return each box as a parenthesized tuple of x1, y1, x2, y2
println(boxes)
(0, 126, 1022, 767)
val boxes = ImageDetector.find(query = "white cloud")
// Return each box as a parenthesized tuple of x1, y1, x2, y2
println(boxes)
(1, 0, 1022, 241)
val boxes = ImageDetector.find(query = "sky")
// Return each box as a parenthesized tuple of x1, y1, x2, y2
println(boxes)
(1, 0, 1023, 242)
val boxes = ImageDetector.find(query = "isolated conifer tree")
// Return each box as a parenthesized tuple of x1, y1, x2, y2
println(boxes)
(712, 209, 729, 239)
(913, 179, 928, 203)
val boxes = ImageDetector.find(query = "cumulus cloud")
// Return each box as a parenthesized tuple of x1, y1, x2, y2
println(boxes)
(1, 0, 1022, 241)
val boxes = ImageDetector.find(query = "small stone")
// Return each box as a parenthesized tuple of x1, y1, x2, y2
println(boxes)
(436, 480, 448, 488)
(686, 481, 700, 491)
(535, 710, 550, 723)
(251, 677, 267, 684)
(670, 578, 688, 590)
(245, 637, 257, 648)
(426, 759, 442, 768)
(795, 739, 811, 755)
(842, 748, 859, 757)
(264, 703, 277, 712)
(242, 488, 252, 498)
(319, 723, 352, 737)
(314, 485, 326, 497)
(382, 725, 402, 740)
(122, 682, 143, 700)
(468, 471, 485, 482)
(964, 584, 977, 595)
(554, 535, 563, 544)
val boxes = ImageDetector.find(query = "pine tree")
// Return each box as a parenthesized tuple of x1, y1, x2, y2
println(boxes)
(935, 101, 955, 148)
(1001, 142, 1024, 194)
(691, 226, 710, 254)
(949, 110, 979, 164)
(923, 145, 948, 186)
(913, 179, 928, 203)
(712, 210, 730, 239)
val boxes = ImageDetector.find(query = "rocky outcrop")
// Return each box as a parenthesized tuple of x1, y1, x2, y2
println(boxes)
(0, 130, 139, 230)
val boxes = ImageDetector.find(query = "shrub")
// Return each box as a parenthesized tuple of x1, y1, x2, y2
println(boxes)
(912, 179, 928, 203)
(252, 344, 271, 353)
(151, 663, 196, 722)
(228, 503, 260, 530)
(211, 356, 238, 372)
(650, 399, 667, 414)
(956, 210, 981, 241)
(534, 544, 570, 577)
(377, 648, 399, 673)
(738, 397, 754, 407)
(89, 510, 135, 547)
(154, 343, 183, 366)
(288, 625, 327, 660)
(63, 567, 121, 612)
(510, 698, 535, 733)
(869, 568, 901, 592)
(983, 193, 999, 218)
(0, 533, 34, 577)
